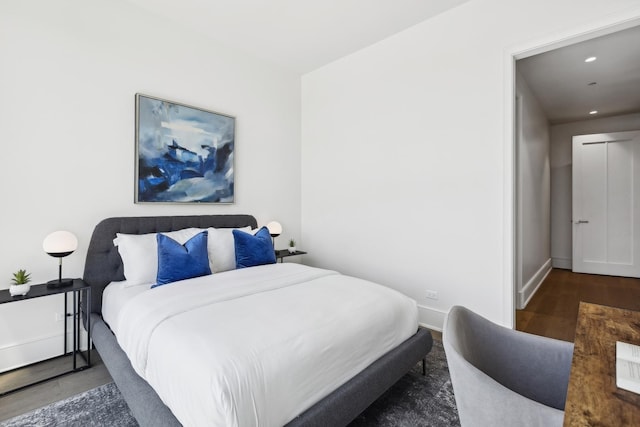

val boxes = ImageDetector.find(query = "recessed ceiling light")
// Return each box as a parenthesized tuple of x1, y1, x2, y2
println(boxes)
(585, 56, 597, 63)
(589, 110, 598, 115)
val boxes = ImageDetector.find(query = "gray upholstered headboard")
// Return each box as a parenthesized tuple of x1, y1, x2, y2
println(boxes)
(82, 215, 258, 315)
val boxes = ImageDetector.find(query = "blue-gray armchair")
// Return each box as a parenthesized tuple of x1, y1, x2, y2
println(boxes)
(443, 306, 574, 427)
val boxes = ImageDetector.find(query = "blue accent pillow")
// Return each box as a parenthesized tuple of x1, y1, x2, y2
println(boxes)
(233, 227, 276, 268)
(153, 231, 212, 288)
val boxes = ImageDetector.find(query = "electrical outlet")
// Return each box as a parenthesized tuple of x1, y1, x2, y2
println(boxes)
(54, 313, 65, 322)
(425, 290, 438, 300)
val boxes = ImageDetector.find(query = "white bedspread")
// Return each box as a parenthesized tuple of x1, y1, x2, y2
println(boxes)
(102, 280, 149, 333)
(111, 263, 418, 427)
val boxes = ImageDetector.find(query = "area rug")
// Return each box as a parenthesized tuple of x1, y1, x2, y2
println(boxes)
(349, 339, 460, 427)
(0, 380, 136, 427)
(2, 340, 459, 427)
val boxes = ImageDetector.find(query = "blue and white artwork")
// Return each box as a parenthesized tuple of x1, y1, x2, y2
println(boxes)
(135, 94, 235, 203)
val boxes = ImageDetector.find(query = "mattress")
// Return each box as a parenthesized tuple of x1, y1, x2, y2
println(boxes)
(102, 263, 418, 427)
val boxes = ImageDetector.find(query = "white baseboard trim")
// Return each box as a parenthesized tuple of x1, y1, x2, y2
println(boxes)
(417, 304, 448, 332)
(0, 329, 88, 373)
(518, 258, 552, 309)
(552, 257, 572, 270)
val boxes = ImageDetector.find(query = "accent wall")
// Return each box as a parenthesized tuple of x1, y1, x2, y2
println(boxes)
(0, 0, 301, 371)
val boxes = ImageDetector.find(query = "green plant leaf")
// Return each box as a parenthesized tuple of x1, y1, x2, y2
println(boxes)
(11, 269, 31, 285)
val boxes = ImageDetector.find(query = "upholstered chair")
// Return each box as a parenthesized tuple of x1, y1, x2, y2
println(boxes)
(443, 306, 574, 427)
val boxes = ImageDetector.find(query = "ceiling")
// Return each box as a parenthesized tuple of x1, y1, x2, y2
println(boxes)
(125, 0, 469, 74)
(517, 25, 640, 125)
(123, 1, 639, 124)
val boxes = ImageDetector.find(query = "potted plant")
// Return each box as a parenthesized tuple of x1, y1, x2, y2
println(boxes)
(10, 269, 31, 296)
(288, 239, 297, 254)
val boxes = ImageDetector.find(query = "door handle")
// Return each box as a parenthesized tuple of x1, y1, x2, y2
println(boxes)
(575, 220, 589, 224)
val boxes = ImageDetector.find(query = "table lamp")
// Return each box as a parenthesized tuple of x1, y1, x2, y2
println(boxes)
(266, 221, 282, 248)
(43, 230, 78, 288)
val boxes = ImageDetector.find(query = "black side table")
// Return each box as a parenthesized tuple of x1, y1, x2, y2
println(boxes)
(0, 279, 91, 396)
(275, 249, 307, 263)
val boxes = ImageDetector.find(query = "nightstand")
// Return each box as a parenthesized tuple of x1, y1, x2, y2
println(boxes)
(275, 249, 307, 263)
(0, 279, 91, 396)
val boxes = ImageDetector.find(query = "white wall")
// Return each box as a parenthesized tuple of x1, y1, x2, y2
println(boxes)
(550, 112, 640, 269)
(516, 73, 551, 309)
(0, 0, 301, 371)
(302, 0, 640, 329)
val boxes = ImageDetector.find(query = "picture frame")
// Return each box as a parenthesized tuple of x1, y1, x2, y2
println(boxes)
(135, 93, 235, 204)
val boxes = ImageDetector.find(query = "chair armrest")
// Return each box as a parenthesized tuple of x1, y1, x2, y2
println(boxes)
(446, 344, 566, 427)
(476, 324, 574, 410)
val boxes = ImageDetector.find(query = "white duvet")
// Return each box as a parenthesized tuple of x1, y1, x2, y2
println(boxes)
(110, 263, 418, 427)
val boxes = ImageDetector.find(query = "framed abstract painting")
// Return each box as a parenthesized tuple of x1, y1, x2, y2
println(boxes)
(135, 94, 235, 203)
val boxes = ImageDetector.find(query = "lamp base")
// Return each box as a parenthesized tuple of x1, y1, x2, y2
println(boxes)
(47, 278, 74, 288)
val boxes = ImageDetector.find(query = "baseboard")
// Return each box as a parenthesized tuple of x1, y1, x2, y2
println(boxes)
(518, 258, 552, 309)
(552, 257, 572, 270)
(417, 304, 447, 332)
(0, 329, 88, 373)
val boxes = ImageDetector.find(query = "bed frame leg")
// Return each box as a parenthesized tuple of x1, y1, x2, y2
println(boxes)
(422, 357, 426, 376)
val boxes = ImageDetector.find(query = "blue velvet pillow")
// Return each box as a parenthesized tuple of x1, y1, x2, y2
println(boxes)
(233, 227, 276, 268)
(153, 231, 212, 288)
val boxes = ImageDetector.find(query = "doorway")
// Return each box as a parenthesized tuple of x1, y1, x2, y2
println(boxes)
(510, 22, 640, 325)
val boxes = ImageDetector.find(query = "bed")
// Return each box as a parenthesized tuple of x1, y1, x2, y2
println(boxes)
(82, 215, 433, 426)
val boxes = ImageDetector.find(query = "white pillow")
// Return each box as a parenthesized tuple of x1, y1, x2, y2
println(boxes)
(113, 228, 203, 286)
(206, 226, 252, 273)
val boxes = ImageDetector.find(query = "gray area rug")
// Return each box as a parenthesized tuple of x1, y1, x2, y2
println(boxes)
(1, 380, 136, 427)
(2, 340, 458, 427)
(349, 339, 459, 427)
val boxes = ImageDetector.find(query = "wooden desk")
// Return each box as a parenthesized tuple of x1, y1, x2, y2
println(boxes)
(564, 302, 640, 426)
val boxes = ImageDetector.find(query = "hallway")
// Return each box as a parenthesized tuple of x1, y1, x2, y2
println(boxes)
(516, 269, 640, 342)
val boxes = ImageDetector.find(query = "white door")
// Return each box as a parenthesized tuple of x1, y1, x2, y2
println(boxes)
(572, 130, 640, 277)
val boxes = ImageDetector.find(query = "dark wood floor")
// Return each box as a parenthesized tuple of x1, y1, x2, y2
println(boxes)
(0, 350, 112, 421)
(516, 268, 640, 342)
